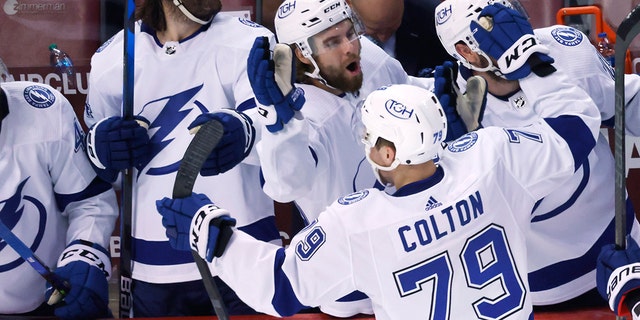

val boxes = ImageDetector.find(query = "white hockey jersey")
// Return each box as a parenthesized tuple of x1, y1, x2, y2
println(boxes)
(85, 15, 279, 283)
(0, 81, 118, 313)
(214, 73, 601, 320)
(455, 25, 640, 305)
(257, 36, 429, 223)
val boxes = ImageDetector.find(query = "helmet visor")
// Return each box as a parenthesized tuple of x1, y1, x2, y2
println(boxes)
(308, 19, 362, 56)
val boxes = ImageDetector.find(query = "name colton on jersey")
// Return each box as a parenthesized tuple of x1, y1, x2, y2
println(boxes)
(398, 191, 484, 253)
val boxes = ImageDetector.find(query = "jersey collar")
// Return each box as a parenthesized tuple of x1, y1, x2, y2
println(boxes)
(392, 165, 444, 197)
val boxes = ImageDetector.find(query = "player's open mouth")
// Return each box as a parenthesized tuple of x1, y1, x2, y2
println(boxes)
(346, 61, 360, 75)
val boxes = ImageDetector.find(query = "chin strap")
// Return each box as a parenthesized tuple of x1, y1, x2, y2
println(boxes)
(173, 0, 213, 25)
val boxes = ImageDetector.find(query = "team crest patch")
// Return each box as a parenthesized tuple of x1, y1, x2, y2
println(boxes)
(448, 132, 478, 152)
(551, 27, 583, 47)
(239, 18, 261, 28)
(338, 190, 369, 205)
(23, 85, 55, 109)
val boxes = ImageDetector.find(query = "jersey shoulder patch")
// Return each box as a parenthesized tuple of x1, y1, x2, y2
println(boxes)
(337, 190, 369, 205)
(447, 132, 478, 153)
(550, 26, 584, 47)
(23, 85, 56, 109)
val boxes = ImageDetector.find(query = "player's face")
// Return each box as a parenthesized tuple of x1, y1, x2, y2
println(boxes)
(309, 19, 363, 93)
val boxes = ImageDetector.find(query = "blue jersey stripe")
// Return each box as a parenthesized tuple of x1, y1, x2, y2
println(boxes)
(544, 115, 595, 171)
(54, 177, 112, 212)
(271, 248, 308, 316)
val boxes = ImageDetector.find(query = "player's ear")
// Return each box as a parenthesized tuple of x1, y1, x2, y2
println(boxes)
(293, 47, 312, 66)
(455, 43, 474, 61)
(381, 145, 396, 166)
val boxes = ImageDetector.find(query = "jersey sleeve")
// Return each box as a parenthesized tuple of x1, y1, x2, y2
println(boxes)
(84, 31, 126, 128)
(537, 26, 640, 137)
(487, 68, 600, 201)
(256, 111, 328, 203)
(50, 91, 118, 248)
(215, 208, 356, 317)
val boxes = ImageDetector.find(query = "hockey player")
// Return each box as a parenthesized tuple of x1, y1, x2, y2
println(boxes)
(156, 77, 601, 319)
(83, 0, 281, 316)
(187, 1, 473, 315)
(0, 80, 118, 318)
(433, 0, 640, 309)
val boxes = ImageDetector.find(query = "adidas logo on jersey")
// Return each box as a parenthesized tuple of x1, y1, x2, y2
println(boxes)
(424, 196, 442, 211)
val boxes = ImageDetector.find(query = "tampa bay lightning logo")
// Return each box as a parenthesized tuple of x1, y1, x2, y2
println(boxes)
(23, 85, 55, 109)
(338, 190, 369, 205)
(0, 178, 47, 272)
(138, 85, 207, 177)
(239, 18, 261, 28)
(448, 132, 478, 152)
(551, 27, 583, 46)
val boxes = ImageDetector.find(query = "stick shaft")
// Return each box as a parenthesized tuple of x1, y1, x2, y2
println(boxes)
(120, 0, 136, 317)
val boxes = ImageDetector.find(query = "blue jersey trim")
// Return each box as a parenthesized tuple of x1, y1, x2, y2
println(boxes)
(528, 198, 635, 291)
(544, 115, 595, 171)
(237, 216, 281, 243)
(336, 290, 368, 302)
(271, 248, 308, 316)
(54, 177, 113, 212)
(133, 238, 194, 265)
(237, 98, 256, 112)
(531, 161, 590, 222)
(133, 216, 280, 265)
(393, 166, 444, 197)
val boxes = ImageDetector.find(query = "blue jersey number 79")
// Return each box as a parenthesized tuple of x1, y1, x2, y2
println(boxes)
(393, 224, 526, 319)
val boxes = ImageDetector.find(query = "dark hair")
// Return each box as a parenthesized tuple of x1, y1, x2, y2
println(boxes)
(136, 0, 167, 32)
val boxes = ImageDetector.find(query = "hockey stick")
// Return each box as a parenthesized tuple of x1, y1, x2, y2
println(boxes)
(614, 4, 640, 320)
(0, 216, 70, 305)
(172, 119, 229, 320)
(119, 0, 136, 317)
(614, 4, 640, 250)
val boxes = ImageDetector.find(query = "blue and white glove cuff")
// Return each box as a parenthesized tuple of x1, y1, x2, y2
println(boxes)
(57, 240, 111, 279)
(216, 109, 255, 154)
(86, 117, 111, 170)
(496, 34, 549, 74)
(607, 262, 640, 311)
(190, 204, 231, 259)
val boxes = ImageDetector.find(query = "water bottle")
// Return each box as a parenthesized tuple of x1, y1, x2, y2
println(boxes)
(596, 32, 615, 67)
(49, 43, 76, 89)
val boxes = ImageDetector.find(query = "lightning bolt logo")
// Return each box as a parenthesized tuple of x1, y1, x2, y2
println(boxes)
(23, 85, 56, 109)
(138, 84, 208, 176)
(0, 177, 48, 272)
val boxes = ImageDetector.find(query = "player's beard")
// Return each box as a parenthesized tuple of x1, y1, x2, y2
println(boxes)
(319, 55, 363, 94)
(176, 0, 222, 23)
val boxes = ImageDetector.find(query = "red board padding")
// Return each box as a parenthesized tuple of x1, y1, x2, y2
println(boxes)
(99, 307, 614, 320)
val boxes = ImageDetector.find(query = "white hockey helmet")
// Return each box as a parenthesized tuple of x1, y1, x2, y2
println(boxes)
(434, 0, 527, 72)
(274, 0, 364, 78)
(360, 84, 447, 173)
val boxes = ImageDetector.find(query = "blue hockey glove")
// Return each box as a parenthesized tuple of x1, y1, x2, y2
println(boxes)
(597, 235, 640, 317)
(156, 193, 236, 262)
(86, 115, 150, 182)
(434, 61, 487, 141)
(188, 109, 256, 176)
(470, 3, 555, 80)
(46, 240, 111, 320)
(247, 36, 305, 133)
